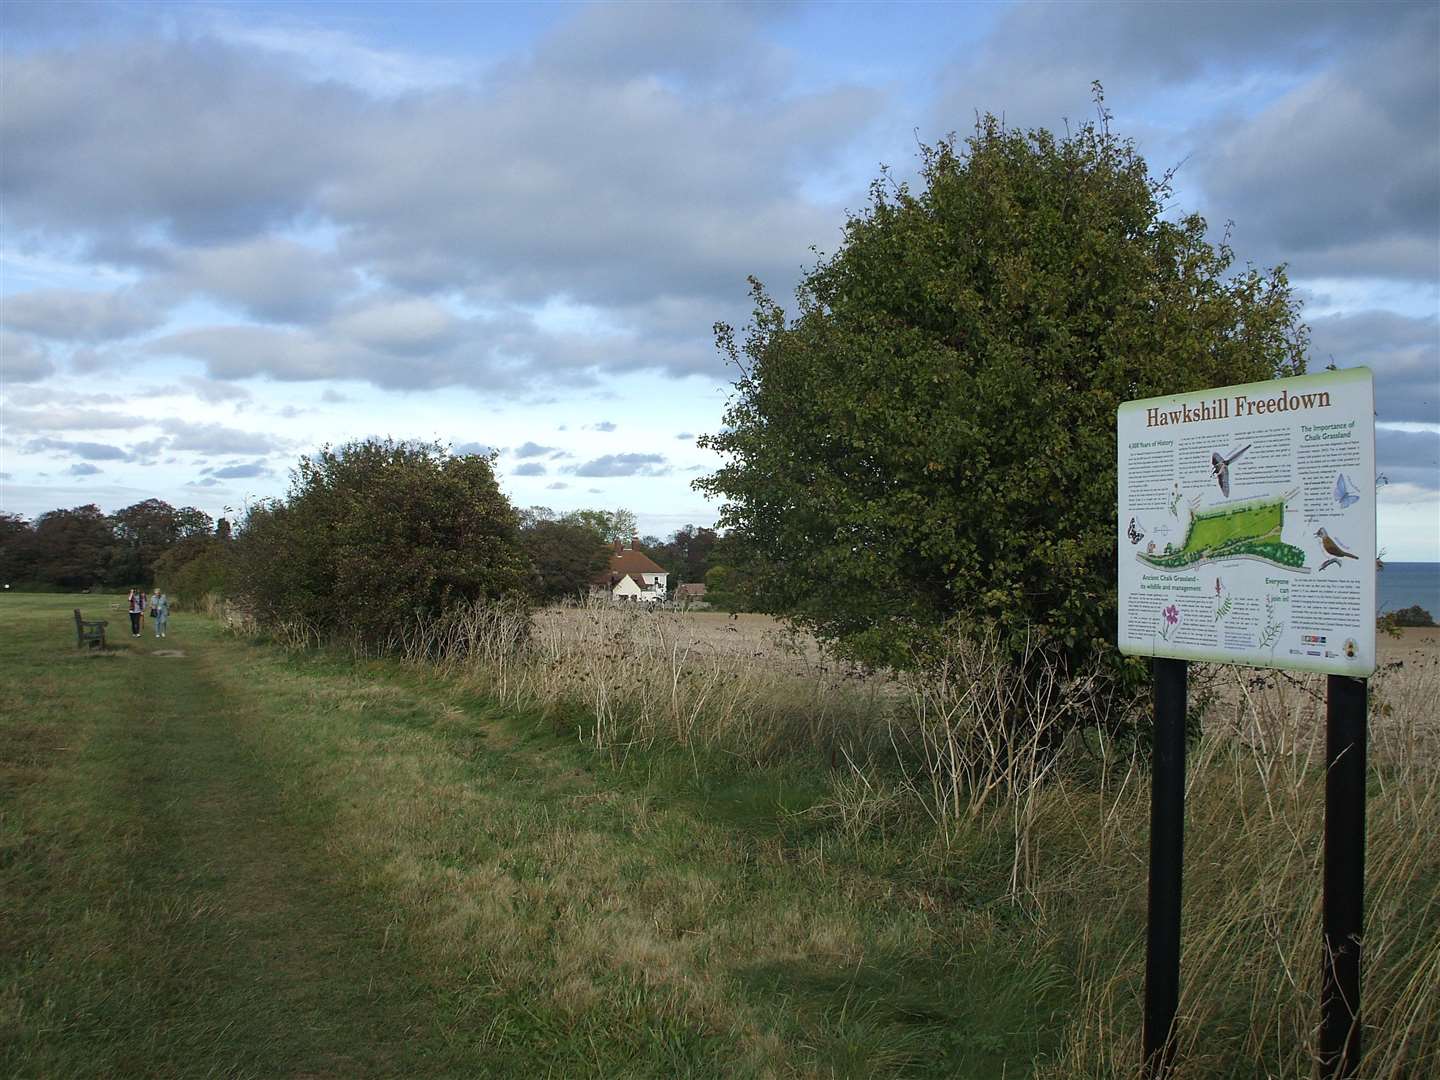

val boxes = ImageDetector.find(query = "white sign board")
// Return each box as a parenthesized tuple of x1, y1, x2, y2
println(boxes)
(1117, 369, 1375, 676)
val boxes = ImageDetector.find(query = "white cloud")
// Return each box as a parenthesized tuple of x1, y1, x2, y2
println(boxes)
(200, 8, 476, 96)
(22, 436, 128, 460)
(1198, 8, 1439, 280)
(2, 288, 164, 342)
(176, 375, 254, 404)
(4, 405, 148, 432)
(568, 452, 669, 478)
(0, 330, 55, 381)
(162, 419, 286, 455)
(161, 237, 359, 323)
(330, 296, 460, 355)
(206, 460, 271, 480)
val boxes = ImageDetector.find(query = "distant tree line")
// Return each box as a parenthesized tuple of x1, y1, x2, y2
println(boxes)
(1, 440, 760, 641)
(513, 508, 752, 606)
(0, 500, 225, 591)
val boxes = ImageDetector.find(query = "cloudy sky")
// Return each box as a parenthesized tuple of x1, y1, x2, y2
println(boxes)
(2, 0, 1437, 557)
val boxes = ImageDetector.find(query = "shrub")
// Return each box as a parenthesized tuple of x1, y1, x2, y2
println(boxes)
(1380, 604, 1437, 630)
(153, 535, 232, 610)
(229, 439, 532, 648)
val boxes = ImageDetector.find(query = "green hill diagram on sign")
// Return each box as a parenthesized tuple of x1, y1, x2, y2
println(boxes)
(1136, 494, 1307, 572)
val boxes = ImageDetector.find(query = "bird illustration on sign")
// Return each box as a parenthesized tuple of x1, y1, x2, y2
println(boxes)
(1211, 444, 1251, 497)
(1315, 527, 1359, 572)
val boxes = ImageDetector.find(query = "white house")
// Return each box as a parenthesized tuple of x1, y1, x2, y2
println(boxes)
(593, 539, 668, 603)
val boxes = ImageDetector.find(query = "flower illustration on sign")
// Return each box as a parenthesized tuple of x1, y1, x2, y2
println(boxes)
(1159, 603, 1180, 641)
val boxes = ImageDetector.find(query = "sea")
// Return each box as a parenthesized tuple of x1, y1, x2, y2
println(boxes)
(1378, 562, 1440, 618)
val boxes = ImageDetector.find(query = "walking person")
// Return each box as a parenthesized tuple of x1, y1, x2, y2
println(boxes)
(153, 591, 170, 638)
(127, 589, 144, 637)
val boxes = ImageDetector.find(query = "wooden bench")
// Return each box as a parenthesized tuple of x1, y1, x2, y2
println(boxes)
(74, 609, 109, 649)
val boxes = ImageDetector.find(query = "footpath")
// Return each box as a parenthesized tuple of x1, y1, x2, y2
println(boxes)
(2, 596, 1061, 1079)
(2, 602, 489, 1077)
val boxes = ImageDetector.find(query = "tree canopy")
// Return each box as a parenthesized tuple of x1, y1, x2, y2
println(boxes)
(520, 518, 610, 602)
(1, 500, 218, 589)
(110, 499, 214, 586)
(649, 524, 721, 587)
(230, 439, 531, 646)
(698, 105, 1307, 672)
(32, 505, 121, 588)
(0, 512, 40, 585)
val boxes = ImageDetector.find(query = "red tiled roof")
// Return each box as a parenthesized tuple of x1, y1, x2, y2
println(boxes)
(591, 545, 668, 587)
(609, 548, 666, 576)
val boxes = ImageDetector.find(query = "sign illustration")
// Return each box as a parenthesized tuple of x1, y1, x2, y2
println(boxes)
(1117, 368, 1375, 676)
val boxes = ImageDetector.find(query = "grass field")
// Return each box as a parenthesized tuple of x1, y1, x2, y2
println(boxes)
(2, 595, 1072, 1078)
(4, 594, 1437, 1077)
(1184, 499, 1284, 552)
(1141, 498, 1305, 570)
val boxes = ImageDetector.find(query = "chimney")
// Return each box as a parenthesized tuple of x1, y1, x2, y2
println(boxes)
(631, 534, 640, 550)
(614, 539, 623, 555)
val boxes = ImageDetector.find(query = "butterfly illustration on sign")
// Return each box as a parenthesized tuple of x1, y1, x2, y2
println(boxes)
(1127, 517, 1145, 545)
(1333, 473, 1360, 509)
(1211, 444, 1251, 497)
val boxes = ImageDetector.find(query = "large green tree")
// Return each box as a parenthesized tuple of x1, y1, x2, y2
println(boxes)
(108, 499, 214, 586)
(32, 505, 116, 589)
(520, 518, 610, 602)
(698, 106, 1307, 673)
(552, 507, 639, 544)
(0, 512, 39, 586)
(152, 520, 233, 608)
(230, 440, 531, 646)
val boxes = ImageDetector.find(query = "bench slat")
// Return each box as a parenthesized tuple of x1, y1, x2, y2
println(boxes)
(74, 609, 109, 648)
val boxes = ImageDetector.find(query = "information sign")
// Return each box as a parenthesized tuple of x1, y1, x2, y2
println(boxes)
(1117, 369, 1375, 676)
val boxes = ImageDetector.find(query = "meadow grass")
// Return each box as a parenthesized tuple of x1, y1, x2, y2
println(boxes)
(392, 598, 1439, 1077)
(3, 594, 1074, 1077)
(5, 593, 1435, 1076)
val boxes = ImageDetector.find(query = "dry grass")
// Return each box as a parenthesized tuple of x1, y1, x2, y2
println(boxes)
(392, 598, 893, 764)
(1036, 660, 1440, 1078)
(218, 596, 1439, 1076)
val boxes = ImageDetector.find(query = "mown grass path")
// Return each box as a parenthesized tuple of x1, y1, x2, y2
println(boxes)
(3, 596, 1070, 1078)
(1, 601, 493, 1077)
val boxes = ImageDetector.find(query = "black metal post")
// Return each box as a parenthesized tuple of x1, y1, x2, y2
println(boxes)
(1143, 657, 1188, 1079)
(1320, 674, 1367, 1079)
